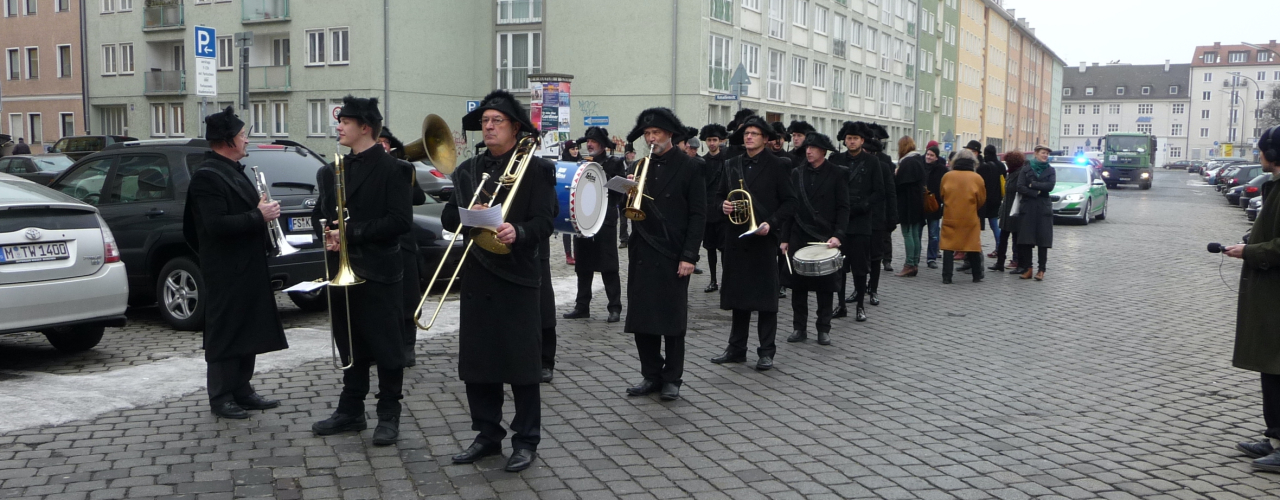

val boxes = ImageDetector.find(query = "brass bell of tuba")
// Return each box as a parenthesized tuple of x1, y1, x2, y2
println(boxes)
(402, 114, 458, 178)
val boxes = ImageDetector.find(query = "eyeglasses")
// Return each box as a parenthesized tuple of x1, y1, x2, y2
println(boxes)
(480, 117, 508, 126)
(743, 131, 763, 137)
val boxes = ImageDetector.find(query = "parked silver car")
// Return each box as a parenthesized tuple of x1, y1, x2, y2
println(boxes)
(0, 173, 127, 352)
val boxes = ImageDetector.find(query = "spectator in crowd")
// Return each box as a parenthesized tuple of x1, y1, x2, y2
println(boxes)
(1012, 145, 1056, 281)
(923, 144, 947, 269)
(893, 137, 926, 277)
(939, 150, 986, 284)
(976, 145, 1006, 265)
(990, 150, 1025, 271)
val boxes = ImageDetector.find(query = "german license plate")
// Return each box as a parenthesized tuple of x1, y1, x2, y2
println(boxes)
(289, 217, 313, 232)
(0, 241, 70, 265)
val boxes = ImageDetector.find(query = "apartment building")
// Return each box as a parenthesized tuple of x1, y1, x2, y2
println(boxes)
(1, 0, 85, 149)
(1187, 41, 1279, 160)
(1060, 62, 1191, 164)
(912, 0, 947, 148)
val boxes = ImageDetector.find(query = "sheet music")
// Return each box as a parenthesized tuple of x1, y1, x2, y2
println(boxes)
(739, 227, 760, 239)
(285, 234, 313, 246)
(605, 176, 638, 194)
(459, 203, 504, 231)
(283, 280, 326, 293)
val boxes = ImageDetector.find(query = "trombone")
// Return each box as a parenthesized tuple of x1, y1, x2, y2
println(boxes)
(469, 135, 539, 254)
(623, 147, 655, 221)
(325, 151, 364, 370)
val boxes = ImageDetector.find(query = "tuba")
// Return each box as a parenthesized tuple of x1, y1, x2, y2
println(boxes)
(250, 167, 299, 257)
(324, 151, 363, 370)
(401, 114, 457, 183)
(623, 147, 655, 221)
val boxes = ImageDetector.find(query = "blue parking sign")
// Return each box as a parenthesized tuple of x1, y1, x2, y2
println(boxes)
(194, 26, 216, 59)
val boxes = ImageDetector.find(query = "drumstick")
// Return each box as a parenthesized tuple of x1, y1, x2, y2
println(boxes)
(784, 253, 794, 275)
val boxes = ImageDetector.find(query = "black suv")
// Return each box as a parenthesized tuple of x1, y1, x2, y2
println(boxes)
(47, 139, 328, 330)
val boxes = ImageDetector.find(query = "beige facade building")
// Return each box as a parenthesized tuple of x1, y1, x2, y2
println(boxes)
(1, 0, 85, 149)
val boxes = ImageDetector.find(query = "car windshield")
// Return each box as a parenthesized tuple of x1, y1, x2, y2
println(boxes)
(31, 155, 74, 172)
(1051, 165, 1089, 184)
(241, 148, 323, 196)
(1250, 174, 1270, 186)
(52, 137, 105, 153)
(1105, 136, 1148, 153)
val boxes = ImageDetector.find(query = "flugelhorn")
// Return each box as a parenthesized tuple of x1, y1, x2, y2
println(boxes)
(250, 166, 299, 257)
(623, 147, 655, 221)
(726, 179, 759, 234)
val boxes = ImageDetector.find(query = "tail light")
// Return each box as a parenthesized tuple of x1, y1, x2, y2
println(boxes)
(429, 169, 447, 179)
(97, 214, 121, 263)
(1247, 186, 1259, 194)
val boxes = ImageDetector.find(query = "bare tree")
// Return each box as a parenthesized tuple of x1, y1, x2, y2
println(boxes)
(1260, 83, 1280, 131)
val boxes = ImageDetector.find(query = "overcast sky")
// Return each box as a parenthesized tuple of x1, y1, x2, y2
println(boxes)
(1003, 0, 1275, 66)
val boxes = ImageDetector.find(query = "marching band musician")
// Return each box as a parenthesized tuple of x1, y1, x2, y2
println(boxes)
(700, 124, 729, 293)
(829, 121, 884, 321)
(769, 121, 800, 170)
(676, 127, 708, 277)
(563, 126, 625, 324)
(865, 123, 899, 293)
(781, 132, 849, 346)
(183, 106, 289, 420)
(709, 115, 797, 371)
(786, 120, 815, 157)
(442, 90, 555, 473)
(311, 96, 413, 446)
(380, 126, 429, 367)
(623, 108, 706, 402)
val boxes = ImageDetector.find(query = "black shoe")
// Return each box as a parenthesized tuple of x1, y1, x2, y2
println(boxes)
(212, 401, 249, 420)
(452, 442, 502, 464)
(372, 414, 399, 446)
(607, 310, 621, 323)
(868, 293, 880, 306)
(235, 393, 280, 411)
(817, 331, 831, 345)
(855, 305, 867, 322)
(958, 263, 972, 272)
(843, 294, 855, 304)
(709, 351, 746, 364)
(883, 262, 893, 271)
(659, 383, 680, 401)
(926, 261, 938, 269)
(831, 306, 847, 318)
(626, 379, 661, 396)
(704, 282, 719, 293)
(1010, 267, 1028, 274)
(540, 368, 553, 383)
(1239, 440, 1275, 459)
(778, 289, 787, 298)
(312, 412, 367, 435)
(1254, 450, 1280, 472)
(973, 274, 984, 283)
(755, 356, 773, 371)
(786, 330, 807, 342)
(403, 345, 417, 367)
(693, 267, 704, 275)
(988, 263, 1005, 271)
(562, 308, 589, 319)
(943, 277, 953, 284)
(505, 449, 537, 472)
(619, 241, 628, 249)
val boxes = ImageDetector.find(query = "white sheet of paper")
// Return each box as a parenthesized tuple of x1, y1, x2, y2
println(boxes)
(739, 227, 759, 239)
(283, 280, 326, 293)
(285, 234, 314, 246)
(605, 176, 638, 194)
(459, 203, 504, 231)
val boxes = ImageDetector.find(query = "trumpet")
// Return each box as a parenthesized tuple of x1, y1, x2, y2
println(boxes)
(250, 167, 299, 258)
(325, 151, 363, 370)
(469, 135, 540, 255)
(623, 147, 655, 221)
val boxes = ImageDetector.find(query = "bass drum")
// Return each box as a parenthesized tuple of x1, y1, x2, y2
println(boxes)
(553, 161, 608, 238)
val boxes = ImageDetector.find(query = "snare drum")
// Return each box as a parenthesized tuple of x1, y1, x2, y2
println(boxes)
(792, 245, 845, 277)
(553, 161, 608, 237)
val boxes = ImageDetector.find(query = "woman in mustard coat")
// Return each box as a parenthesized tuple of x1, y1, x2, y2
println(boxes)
(939, 150, 986, 284)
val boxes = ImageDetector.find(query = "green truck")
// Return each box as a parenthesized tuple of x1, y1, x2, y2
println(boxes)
(1099, 133, 1156, 190)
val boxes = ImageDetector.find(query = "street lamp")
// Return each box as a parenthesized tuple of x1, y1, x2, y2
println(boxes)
(1229, 71, 1263, 156)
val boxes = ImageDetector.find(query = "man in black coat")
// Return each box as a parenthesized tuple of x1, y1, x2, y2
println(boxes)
(563, 126, 625, 324)
(769, 121, 799, 171)
(311, 96, 413, 446)
(829, 121, 884, 320)
(380, 127, 428, 368)
(623, 107, 706, 402)
(183, 106, 289, 420)
(700, 123, 729, 293)
(786, 120, 815, 157)
(709, 116, 798, 371)
(443, 90, 555, 473)
(864, 123, 898, 295)
(781, 132, 848, 345)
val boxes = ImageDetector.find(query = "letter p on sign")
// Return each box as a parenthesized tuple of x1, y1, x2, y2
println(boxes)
(194, 26, 216, 59)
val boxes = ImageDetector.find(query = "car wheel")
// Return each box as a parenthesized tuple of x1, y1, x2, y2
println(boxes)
(1079, 201, 1091, 226)
(1106, 182, 1117, 189)
(157, 257, 204, 331)
(288, 289, 329, 312)
(42, 325, 105, 353)
(1096, 197, 1107, 220)
(1140, 181, 1152, 190)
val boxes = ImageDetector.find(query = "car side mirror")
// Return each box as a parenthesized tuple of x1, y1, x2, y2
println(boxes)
(1092, 179, 1105, 186)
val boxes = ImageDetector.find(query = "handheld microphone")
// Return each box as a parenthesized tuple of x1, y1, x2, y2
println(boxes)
(1208, 242, 1224, 253)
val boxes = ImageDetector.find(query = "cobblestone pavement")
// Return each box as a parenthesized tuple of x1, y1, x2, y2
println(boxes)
(1, 170, 1277, 499)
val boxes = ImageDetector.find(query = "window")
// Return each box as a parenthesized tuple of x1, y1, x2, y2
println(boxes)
(1138, 104, 1153, 114)
(832, 15, 846, 57)
(1064, 104, 1071, 115)
(1173, 103, 1184, 114)
(250, 102, 267, 136)
(1200, 127, 1210, 138)
(866, 28, 877, 52)
(1203, 52, 1219, 64)
(217, 36, 233, 70)
(1202, 91, 1212, 101)
(1169, 146, 1182, 158)
(4, 0, 16, 15)
(57, 0, 68, 11)
(1260, 71, 1268, 81)
(109, 155, 172, 204)
(56, 45, 71, 78)
(23, 0, 34, 15)
(271, 101, 288, 136)
(119, 43, 133, 74)
(1109, 104, 1120, 115)
(849, 71, 860, 96)
(767, 49, 784, 100)
(709, 35, 731, 92)
(1137, 123, 1152, 134)
(497, 0, 542, 24)
(59, 113, 74, 138)
(329, 28, 348, 64)
(791, 55, 806, 85)
(1085, 87, 1094, 96)
(1141, 86, 1150, 95)
(55, 157, 112, 205)
(25, 114, 41, 144)
(100, 0, 112, 13)
(1093, 105, 1101, 115)
(6, 48, 18, 80)
(1108, 124, 1119, 133)
(100, 44, 115, 75)
(1063, 123, 1070, 136)
(1116, 86, 1125, 96)
(792, 0, 807, 28)
(308, 100, 329, 137)
(1203, 72, 1212, 82)
(496, 31, 541, 91)
(1171, 123, 1183, 136)
(25, 47, 37, 79)
(768, 0, 785, 38)
(1228, 51, 1248, 63)
(1092, 124, 1099, 135)
(1063, 88, 1071, 96)
(850, 21, 863, 47)
(741, 43, 759, 77)
(865, 75, 875, 99)
(812, 62, 826, 90)
(1259, 90, 1268, 101)
(117, 0, 130, 10)
(742, 0, 760, 10)
(814, 6, 827, 34)
(1170, 85, 1179, 94)
(710, 0, 732, 23)
(150, 104, 167, 136)
(831, 67, 844, 110)
(170, 104, 185, 136)
(1201, 109, 1210, 119)
(306, 30, 325, 65)
(879, 33, 890, 70)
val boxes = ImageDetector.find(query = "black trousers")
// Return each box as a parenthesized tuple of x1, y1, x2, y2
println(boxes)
(996, 230, 1014, 266)
(728, 310, 778, 358)
(942, 250, 984, 281)
(791, 291, 834, 333)
(869, 229, 889, 293)
(207, 354, 256, 406)
(1263, 373, 1280, 439)
(562, 234, 573, 258)
(634, 334, 685, 386)
(575, 269, 622, 313)
(541, 327, 556, 370)
(337, 358, 404, 416)
(838, 234, 871, 305)
(465, 382, 541, 451)
(618, 210, 630, 242)
(1015, 244, 1049, 271)
(879, 227, 894, 264)
(706, 248, 720, 284)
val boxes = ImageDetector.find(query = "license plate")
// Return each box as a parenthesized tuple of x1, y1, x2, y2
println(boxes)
(0, 241, 70, 265)
(289, 217, 313, 232)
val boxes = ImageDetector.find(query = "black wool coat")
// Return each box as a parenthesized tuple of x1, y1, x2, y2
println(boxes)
(976, 160, 1006, 218)
(895, 153, 927, 227)
(998, 168, 1022, 230)
(702, 150, 728, 249)
(442, 149, 556, 384)
(626, 147, 706, 336)
(716, 150, 798, 312)
(313, 145, 413, 369)
(183, 152, 288, 362)
(831, 150, 885, 237)
(1013, 165, 1055, 248)
(869, 149, 899, 229)
(781, 161, 850, 293)
(400, 161, 428, 321)
(924, 159, 947, 221)
(573, 155, 625, 274)
(535, 160, 557, 329)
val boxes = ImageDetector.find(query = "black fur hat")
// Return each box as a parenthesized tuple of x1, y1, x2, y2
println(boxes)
(675, 126, 699, 145)
(576, 126, 610, 148)
(728, 108, 757, 130)
(729, 116, 780, 143)
(799, 132, 837, 153)
(700, 124, 728, 141)
(379, 126, 405, 151)
(837, 121, 873, 142)
(869, 123, 889, 140)
(624, 143, 635, 153)
(787, 120, 815, 136)
(462, 89, 535, 133)
(336, 95, 383, 128)
(626, 107, 685, 144)
(203, 106, 244, 144)
(771, 121, 788, 140)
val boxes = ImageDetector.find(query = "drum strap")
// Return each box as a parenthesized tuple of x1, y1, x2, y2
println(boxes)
(793, 168, 833, 240)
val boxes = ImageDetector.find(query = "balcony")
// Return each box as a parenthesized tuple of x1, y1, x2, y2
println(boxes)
(248, 65, 291, 92)
(243, 0, 289, 23)
(144, 70, 186, 95)
(143, 2, 184, 31)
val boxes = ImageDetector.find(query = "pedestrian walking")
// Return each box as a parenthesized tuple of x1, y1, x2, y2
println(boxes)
(893, 137, 926, 277)
(923, 144, 947, 269)
(939, 149, 986, 284)
(990, 150, 1024, 271)
(1012, 146, 1056, 281)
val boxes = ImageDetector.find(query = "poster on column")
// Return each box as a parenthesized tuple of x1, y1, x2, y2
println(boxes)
(558, 83, 571, 135)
